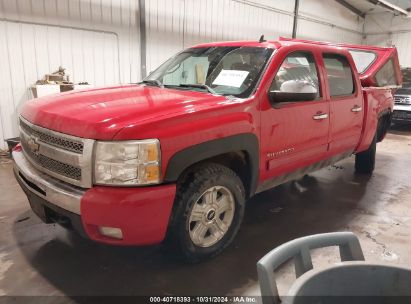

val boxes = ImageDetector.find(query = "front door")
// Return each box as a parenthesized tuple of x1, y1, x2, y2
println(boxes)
(260, 50, 330, 184)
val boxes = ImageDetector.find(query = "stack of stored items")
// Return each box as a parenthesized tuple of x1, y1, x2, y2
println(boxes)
(31, 66, 92, 98)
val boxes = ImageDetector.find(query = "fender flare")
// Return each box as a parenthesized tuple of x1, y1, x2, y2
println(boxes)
(377, 108, 392, 142)
(378, 108, 391, 119)
(164, 133, 260, 196)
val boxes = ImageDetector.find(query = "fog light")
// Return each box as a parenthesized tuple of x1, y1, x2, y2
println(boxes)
(98, 226, 123, 240)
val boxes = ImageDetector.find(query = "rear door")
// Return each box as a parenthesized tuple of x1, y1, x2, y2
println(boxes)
(322, 52, 364, 155)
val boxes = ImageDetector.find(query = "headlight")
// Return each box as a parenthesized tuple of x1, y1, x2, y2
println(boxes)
(94, 139, 161, 186)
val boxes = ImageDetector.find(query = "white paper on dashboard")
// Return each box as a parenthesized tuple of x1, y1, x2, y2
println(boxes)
(212, 70, 250, 88)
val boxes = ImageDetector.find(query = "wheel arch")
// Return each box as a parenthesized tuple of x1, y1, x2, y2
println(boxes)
(377, 109, 392, 142)
(164, 133, 260, 197)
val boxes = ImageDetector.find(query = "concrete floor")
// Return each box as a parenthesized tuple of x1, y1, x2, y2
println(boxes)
(1, 124, 411, 300)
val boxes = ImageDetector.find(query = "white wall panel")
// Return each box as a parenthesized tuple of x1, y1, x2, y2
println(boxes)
(297, 18, 363, 44)
(389, 33, 411, 68)
(145, 0, 296, 73)
(298, 0, 363, 44)
(365, 31, 411, 68)
(0, 21, 14, 146)
(145, 0, 364, 74)
(364, 13, 411, 68)
(0, 0, 140, 149)
(0, 20, 121, 144)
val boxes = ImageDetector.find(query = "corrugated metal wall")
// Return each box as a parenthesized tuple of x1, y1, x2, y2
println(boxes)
(0, 0, 364, 149)
(145, 0, 364, 73)
(0, 0, 140, 149)
(145, 0, 295, 73)
(298, 0, 363, 45)
(364, 13, 411, 68)
(365, 32, 411, 68)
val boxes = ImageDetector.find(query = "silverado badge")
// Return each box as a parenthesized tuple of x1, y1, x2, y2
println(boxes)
(27, 136, 40, 155)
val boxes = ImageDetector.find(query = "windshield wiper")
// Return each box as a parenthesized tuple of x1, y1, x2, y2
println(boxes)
(176, 84, 217, 94)
(139, 79, 163, 87)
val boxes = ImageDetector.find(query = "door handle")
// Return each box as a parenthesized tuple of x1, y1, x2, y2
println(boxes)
(351, 105, 362, 113)
(313, 113, 328, 120)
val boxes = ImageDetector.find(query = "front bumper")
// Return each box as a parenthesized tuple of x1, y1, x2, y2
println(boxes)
(13, 150, 176, 245)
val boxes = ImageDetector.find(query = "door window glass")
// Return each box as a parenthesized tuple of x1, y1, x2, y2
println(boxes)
(270, 52, 320, 98)
(323, 54, 355, 97)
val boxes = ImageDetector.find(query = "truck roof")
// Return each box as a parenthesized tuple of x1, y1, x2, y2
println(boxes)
(278, 37, 397, 52)
(191, 39, 360, 57)
(192, 40, 281, 49)
(192, 39, 358, 55)
(192, 37, 396, 53)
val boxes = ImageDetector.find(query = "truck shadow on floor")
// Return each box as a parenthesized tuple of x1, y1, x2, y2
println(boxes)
(12, 157, 393, 299)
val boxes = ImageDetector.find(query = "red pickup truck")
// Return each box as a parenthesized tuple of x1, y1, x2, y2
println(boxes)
(13, 38, 401, 262)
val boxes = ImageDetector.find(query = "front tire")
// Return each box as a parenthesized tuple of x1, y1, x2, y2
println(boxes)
(355, 134, 376, 174)
(167, 163, 245, 263)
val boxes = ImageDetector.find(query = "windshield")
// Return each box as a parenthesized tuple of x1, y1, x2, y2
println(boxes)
(145, 47, 274, 98)
(348, 50, 377, 74)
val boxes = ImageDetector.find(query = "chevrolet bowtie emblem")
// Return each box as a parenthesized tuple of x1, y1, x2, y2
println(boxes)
(27, 136, 40, 155)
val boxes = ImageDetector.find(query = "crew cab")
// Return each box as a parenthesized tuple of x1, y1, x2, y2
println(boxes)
(13, 38, 401, 262)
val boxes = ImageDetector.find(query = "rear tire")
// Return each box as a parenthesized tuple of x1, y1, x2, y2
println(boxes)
(355, 134, 376, 174)
(166, 163, 245, 263)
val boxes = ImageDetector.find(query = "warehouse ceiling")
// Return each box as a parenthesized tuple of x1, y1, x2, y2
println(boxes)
(336, 0, 411, 16)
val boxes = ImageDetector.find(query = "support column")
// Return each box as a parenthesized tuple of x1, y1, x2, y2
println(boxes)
(292, 0, 300, 39)
(139, 0, 147, 78)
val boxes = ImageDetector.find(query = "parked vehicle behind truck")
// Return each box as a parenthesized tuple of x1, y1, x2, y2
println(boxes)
(13, 38, 401, 262)
(392, 83, 411, 123)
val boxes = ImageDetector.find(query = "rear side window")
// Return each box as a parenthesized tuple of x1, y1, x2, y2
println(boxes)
(375, 59, 397, 87)
(323, 54, 355, 97)
(348, 50, 376, 74)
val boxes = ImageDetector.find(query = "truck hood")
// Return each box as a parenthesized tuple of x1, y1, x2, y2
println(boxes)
(20, 84, 227, 139)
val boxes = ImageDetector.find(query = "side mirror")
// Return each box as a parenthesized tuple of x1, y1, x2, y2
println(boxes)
(268, 80, 318, 104)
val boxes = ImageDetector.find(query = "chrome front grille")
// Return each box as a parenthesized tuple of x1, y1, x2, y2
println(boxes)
(20, 119, 84, 153)
(20, 138, 81, 180)
(394, 95, 411, 105)
(19, 117, 94, 188)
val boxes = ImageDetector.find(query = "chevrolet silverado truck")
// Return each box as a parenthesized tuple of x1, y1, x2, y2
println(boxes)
(13, 38, 401, 262)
